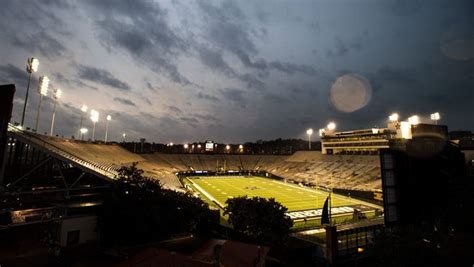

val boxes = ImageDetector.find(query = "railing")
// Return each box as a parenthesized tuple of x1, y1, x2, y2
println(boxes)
(7, 123, 117, 179)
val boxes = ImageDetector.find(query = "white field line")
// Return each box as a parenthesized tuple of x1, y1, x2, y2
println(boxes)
(269, 179, 382, 209)
(187, 178, 224, 209)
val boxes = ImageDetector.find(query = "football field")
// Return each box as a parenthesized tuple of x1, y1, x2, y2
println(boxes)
(187, 176, 381, 220)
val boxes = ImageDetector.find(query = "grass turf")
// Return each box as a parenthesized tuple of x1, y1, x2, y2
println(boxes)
(188, 176, 379, 212)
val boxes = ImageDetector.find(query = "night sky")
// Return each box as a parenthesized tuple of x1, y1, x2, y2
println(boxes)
(0, 0, 472, 143)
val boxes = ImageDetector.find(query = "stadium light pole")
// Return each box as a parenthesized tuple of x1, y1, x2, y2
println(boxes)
(79, 105, 88, 134)
(104, 115, 111, 143)
(430, 112, 440, 125)
(90, 109, 99, 141)
(306, 128, 313, 150)
(49, 88, 61, 136)
(80, 128, 88, 141)
(21, 57, 39, 127)
(35, 75, 49, 132)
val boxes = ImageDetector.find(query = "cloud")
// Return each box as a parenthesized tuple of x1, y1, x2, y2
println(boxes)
(198, 1, 316, 77)
(220, 88, 247, 108)
(12, 31, 66, 59)
(197, 92, 220, 102)
(54, 72, 98, 91)
(168, 105, 183, 114)
(388, 0, 422, 16)
(84, 0, 190, 85)
(179, 116, 199, 124)
(113, 97, 136, 106)
(78, 65, 130, 91)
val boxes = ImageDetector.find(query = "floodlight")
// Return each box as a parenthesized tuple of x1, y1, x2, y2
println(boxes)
(90, 110, 99, 123)
(81, 105, 88, 113)
(327, 122, 336, 130)
(430, 112, 440, 121)
(184, 144, 189, 149)
(225, 145, 230, 150)
(408, 115, 419, 125)
(197, 144, 201, 148)
(106, 115, 112, 121)
(319, 128, 326, 137)
(239, 144, 243, 149)
(306, 128, 313, 136)
(170, 142, 174, 146)
(389, 113, 399, 122)
(38, 76, 49, 96)
(80, 127, 88, 140)
(53, 89, 62, 100)
(27, 57, 39, 73)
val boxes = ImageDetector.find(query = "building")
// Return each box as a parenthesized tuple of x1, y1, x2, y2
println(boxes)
(320, 117, 449, 155)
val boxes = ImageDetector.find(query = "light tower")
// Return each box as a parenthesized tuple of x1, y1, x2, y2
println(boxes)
(430, 112, 440, 125)
(80, 128, 88, 141)
(35, 75, 49, 132)
(49, 88, 62, 136)
(104, 115, 111, 143)
(79, 105, 88, 134)
(90, 109, 99, 140)
(306, 128, 313, 150)
(21, 57, 39, 127)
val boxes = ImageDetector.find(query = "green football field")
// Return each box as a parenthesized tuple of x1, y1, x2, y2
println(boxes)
(187, 176, 380, 217)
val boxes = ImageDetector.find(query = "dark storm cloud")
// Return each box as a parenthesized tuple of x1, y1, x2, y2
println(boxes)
(11, 32, 66, 59)
(146, 81, 158, 92)
(84, 0, 190, 85)
(193, 113, 218, 122)
(326, 35, 365, 58)
(0, 0, 71, 59)
(113, 97, 136, 107)
(198, 1, 316, 77)
(197, 92, 220, 102)
(78, 65, 130, 91)
(179, 116, 199, 124)
(388, 0, 422, 16)
(197, 46, 236, 76)
(220, 88, 247, 108)
(0, 64, 26, 82)
(54, 72, 98, 91)
(168, 106, 183, 114)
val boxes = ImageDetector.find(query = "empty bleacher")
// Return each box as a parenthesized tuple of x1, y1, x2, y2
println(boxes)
(7, 124, 381, 191)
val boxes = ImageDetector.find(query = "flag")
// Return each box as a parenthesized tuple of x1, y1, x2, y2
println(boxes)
(321, 196, 330, 225)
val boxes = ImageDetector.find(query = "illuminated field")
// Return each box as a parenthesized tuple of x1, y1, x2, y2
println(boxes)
(187, 176, 381, 221)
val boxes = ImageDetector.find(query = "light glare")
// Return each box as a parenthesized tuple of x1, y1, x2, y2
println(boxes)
(389, 113, 399, 122)
(327, 122, 336, 130)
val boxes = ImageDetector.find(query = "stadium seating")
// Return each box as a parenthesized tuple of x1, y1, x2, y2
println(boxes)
(8, 124, 381, 191)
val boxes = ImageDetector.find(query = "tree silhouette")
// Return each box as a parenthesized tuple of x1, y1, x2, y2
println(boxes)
(224, 196, 293, 245)
(100, 163, 212, 246)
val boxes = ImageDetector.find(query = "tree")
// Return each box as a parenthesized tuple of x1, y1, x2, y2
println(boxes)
(100, 163, 212, 246)
(224, 196, 293, 245)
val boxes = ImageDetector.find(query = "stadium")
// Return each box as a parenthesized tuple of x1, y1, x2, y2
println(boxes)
(2, 82, 472, 266)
